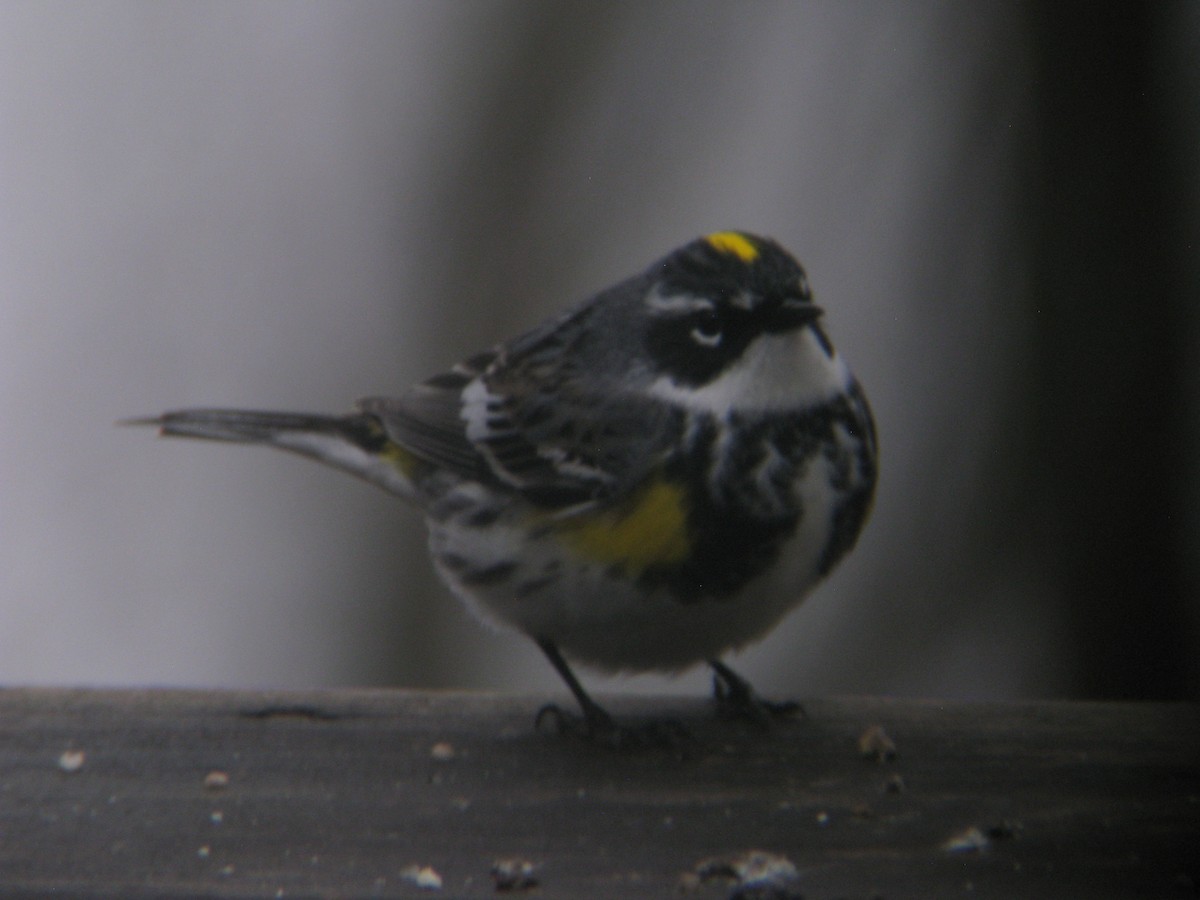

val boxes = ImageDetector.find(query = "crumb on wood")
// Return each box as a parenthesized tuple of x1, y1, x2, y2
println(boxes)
(857, 724, 897, 762)
(688, 849, 801, 896)
(942, 825, 989, 853)
(57, 749, 86, 772)
(491, 857, 539, 891)
(400, 864, 443, 890)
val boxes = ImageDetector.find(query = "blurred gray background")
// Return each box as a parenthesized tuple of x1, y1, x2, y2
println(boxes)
(2, 2, 1197, 701)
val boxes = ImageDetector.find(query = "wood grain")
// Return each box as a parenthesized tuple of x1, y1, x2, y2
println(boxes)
(1, 689, 1196, 898)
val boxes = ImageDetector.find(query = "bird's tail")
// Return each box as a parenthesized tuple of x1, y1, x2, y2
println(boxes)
(121, 408, 420, 499)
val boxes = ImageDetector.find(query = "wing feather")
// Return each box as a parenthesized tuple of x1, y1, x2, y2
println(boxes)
(361, 326, 675, 507)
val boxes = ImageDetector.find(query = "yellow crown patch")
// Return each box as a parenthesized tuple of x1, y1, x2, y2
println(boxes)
(705, 231, 759, 263)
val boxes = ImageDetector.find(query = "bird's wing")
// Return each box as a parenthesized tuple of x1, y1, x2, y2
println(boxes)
(357, 351, 496, 485)
(361, 328, 674, 508)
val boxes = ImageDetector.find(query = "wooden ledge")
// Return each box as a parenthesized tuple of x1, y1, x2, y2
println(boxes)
(1, 688, 1196, 897)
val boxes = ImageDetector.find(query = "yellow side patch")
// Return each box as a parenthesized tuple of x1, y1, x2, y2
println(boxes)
(558, 479, 690, 576)
(381, 442, 420, 479)
(706, 231, 759, 263)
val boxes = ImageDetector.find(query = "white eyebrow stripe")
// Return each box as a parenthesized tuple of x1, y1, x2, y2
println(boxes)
(645, 290, 714, 314)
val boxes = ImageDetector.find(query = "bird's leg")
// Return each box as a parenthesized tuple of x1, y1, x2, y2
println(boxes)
(534, 639, 690, 750)
(534, 638, 617, 737)
(708, 659, 804, 727)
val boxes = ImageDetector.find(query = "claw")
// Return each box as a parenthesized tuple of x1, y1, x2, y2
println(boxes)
(534, 702, 693, 752)
(710, 660, 805, 727)
(534, 701, 611, 738)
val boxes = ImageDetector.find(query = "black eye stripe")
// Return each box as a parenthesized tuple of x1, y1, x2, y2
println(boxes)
(646, 307, 761, 386)
(692, 309, 722, 338)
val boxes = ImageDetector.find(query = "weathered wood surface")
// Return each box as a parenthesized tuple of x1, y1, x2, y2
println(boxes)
(0, 688, 1196, 898)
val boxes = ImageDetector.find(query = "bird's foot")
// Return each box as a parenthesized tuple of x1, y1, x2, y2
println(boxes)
(534, 701, 692, 752)
(709, 660, 805, 728)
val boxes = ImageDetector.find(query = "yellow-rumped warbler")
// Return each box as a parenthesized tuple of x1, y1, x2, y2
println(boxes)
(129, 232, 876, 744)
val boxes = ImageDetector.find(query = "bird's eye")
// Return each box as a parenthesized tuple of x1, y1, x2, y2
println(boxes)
(689, 310, 723, 348)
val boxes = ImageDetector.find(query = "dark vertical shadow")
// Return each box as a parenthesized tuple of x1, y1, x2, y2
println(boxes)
(1026, 3, 1191, 698)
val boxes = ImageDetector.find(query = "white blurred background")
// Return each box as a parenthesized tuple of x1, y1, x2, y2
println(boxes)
(2, 2, 1197, 700)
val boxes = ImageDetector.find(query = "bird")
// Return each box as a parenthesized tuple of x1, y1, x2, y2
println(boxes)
(128, 231, 877, 746)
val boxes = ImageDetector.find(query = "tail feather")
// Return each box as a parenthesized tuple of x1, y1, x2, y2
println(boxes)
(123, 408, 418, 499)
(122, 408, 349, 442)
